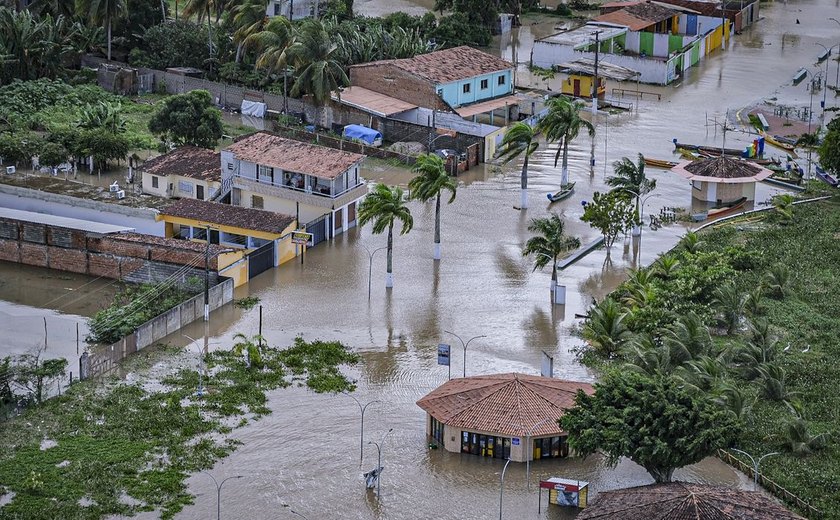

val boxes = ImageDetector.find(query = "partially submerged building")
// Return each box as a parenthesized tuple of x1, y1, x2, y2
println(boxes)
(141, 146, 221, 201)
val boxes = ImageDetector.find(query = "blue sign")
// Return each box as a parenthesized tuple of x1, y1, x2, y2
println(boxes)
(437, 343, 451, 366)
(512, 438, 520, 446)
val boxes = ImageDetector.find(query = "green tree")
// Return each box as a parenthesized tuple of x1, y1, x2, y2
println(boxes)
(581, 190, 636, 257)
(76, 101, 126, 134)
(38, 141, 69, 171)
(561, 371, 740, 483)
(453, 0, 497, 32)
(818, 115, 840, 175)
(431, 13, 491, 47)
(129, 20, 209, 70)
(232, 333, 264, 369)
(408, 153, 457, 260)
(606, 153, 656, 225)
(713, 283, 745, 335)
(772, 193, 795, 223)
(539, 96, 594, 187)
(286, 18, 350, 111)
(433, 0, 452, 14)
(497, 121, 538, 209)
(358, 183, 413, 288)
(229, 0, 269, 63)
(522, 214, 580, 298)
(148, 90, 223, 148)
(0, 8, 77, 83)
(75, 0, 128, 61)
(582, 297, 630, 359)
(77, 127, 129, 171)
(12, 348, 68, 404)
(245, 16, 295, 75)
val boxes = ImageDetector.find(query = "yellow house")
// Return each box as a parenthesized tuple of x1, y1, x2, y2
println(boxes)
(141, 146, 222, 201)
(561, 74, 606, 99)
(156, 198, 298, 286)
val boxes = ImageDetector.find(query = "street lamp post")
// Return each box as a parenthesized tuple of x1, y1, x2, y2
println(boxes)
(201, 472, 242, 520)
(361, 244, 387, 301)
(342, 392, 380, 466)
(730, 448, 780, 490)
(368, 428, 394, 498)
(499, 458, 513, 520)
(524, 418, 556, 491)
(183, 334, 205, 397)
(622, 189, 660, 236)
(815, 43, 839, 90)
(830, 18, 840, 88)
(444, 330, 487, 378)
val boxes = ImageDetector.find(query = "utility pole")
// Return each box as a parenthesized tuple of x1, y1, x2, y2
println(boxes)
(592, 30, 603, 115)
(204, 225, 210, 322)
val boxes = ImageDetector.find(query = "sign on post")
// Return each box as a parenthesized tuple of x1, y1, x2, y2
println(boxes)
(438, 343, 451, 380)
(291, 231, 313, 246)
(541, 351, 554, 378)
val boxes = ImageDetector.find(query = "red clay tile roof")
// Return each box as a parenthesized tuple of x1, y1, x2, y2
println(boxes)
(110, 232, 228, 255)
(352, 46, 513, 84)
(160, 198, 295, 235)
(596, 1, 678, 30)
(577, 483, 805, 520)
(416, 373, 593, 437)
(141, 146, 221, 182)
(227, 132, 364, 180)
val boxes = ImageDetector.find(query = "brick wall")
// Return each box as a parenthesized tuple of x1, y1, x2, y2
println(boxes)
(350, 63, 449, 111)
(0, 217, 221, 284)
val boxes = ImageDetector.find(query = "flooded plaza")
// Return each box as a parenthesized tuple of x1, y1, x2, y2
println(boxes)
(2, 0, 839, 517)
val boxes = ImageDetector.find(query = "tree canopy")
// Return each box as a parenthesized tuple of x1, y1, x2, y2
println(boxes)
(561, 371, 740, 483)
(148, 90, 223, 148)
(581, 190, 636, 255)
(818, 115, 840, 175)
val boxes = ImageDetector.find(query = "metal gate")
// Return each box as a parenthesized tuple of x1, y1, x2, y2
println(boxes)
(247, 242, 275, 279)
(305, 215, 328, 247)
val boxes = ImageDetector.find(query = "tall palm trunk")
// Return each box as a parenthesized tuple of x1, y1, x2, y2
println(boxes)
(386, 222, 394, 288)
(235, 42, 243, 63)
(551, 254, 558, 293)
(561, 138, 570, 187)
(433, 192, 441, 260)
(107, 16, 112, 61)
(520, 155, 529, 209)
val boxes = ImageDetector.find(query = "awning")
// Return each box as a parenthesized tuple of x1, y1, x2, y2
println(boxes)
(454, 95, 518, 119)
(332, 86, 416, 117)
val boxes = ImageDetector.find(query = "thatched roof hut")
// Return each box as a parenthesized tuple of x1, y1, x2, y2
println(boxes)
(672, 156, 773, 184)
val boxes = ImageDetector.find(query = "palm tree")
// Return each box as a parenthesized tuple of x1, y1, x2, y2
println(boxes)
(785, 417, 830, 456)
(230, 0, 269, 63)
(652, 255, 680, 279)
(286, 18, 349, 123)
(582, 297, 630, 359)
(246, 16, 294, 75)
(232, 332, 264, 369)
(763, 263, 789, 299)
(75, 0, 127, 61)
(358, 183, 414, 288)
(663, 311, 712, 365)
(773, 193, 795, 222)
(408, 153, 457, 260)
(679, 231, 704, 254)
(539, 96, 595, 187)
(497, 121, 539, 209)
(757, 363, 795, 402)
(713, 283, 746, 335)
(607, 153, 656, 228)
(522, 213, 580, 299)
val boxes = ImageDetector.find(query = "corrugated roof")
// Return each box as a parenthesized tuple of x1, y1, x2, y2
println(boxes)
(159, 198, 295, 235)
(577, 483, 805, 520)
(416, 373, 593, 437)
(0, 207, 134, 234)
(227, 132, 365, 180)
(141, 146, 221, 182)
(332, 86, 417, 117)
(454, 95, 519, 118)
(352, 46, 513, 85)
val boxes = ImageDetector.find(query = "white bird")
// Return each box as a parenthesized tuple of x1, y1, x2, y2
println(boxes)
(802, 345, 810, 353)
(783, 343, 791, 352)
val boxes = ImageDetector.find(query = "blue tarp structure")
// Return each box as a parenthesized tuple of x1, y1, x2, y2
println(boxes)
(343, 124, 382, 145)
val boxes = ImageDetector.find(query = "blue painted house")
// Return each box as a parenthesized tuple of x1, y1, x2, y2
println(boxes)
(348, 46, 516, 121)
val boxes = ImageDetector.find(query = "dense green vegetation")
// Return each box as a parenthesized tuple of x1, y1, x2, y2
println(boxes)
(0, 338, 359, 519)
(577, 195, 840, 516)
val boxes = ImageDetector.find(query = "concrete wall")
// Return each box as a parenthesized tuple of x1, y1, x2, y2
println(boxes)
(0, 184, 163, 235)
(349, 63, 448, 111)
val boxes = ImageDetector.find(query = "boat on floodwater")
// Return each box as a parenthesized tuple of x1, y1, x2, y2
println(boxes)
(547, 182, 576, 203)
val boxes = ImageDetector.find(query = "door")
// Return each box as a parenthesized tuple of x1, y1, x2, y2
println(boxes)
(334, 208, 343, 233)
(347, 201, 356, 226)
(196, 185, 204, 200)
(573, 79, 580, 97)
(305, 215, 328, 247)
(247, 241, 275, 279)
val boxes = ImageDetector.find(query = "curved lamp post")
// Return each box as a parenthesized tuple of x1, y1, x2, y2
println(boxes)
(444, 331, 487, 378)
(368, 428, 394, 498)
(361, 244, 387, 301)
(342, 391, 380, 466)
(499, 458, 513, 520)
(524, 417, 556, 491)
(201, 472, 242, 520)
(730, 448, 780, 490)
(183, 334, 206, 397)
(815, 43, 839, 90)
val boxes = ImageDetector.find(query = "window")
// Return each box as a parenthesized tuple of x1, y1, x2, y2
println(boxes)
(178, 180, 193, 194)
(273, 2, 280, 15)
(258, 165, 273, 183)
(532, 435, 569, 460)
(462, 83, 471, 94)
(431, 416, 444, 443)
(227, 162, 234, 171)
(498, 75, 506, 85)
(460, 430, 511, 459)
(151, 175, 159, 189)
(252, 195, 264, 209)
(480, 79, 488, 90)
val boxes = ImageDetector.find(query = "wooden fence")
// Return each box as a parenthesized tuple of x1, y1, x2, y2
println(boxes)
(717, 449, 822, 518)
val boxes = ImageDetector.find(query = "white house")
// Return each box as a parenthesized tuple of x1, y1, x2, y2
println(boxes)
(266, 0, 319, 20)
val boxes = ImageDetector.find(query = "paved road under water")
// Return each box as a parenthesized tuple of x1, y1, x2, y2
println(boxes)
(0, 0, 836, 517)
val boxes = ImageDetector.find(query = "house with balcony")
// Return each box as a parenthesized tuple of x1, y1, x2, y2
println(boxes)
(265, 0, 318, 20)
(221, 132, 367, 247)
(140, 146, 221, 201)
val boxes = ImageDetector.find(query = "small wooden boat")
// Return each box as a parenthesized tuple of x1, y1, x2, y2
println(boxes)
(643, 157, 678, 169)
(761, 131, 797, 152)
(793, 68, 808, 85)
(815, 166, 839, 187)
(673, 140, 745, 157)
(547, 182, 576, 202)
(707, 197, 748, 219)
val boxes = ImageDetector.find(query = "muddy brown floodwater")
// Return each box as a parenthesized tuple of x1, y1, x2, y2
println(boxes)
(2, 0, 837, 518)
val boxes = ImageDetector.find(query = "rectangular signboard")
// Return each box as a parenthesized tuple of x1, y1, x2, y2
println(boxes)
(437, 343, 450, 366)
(291, 231, 313, 245)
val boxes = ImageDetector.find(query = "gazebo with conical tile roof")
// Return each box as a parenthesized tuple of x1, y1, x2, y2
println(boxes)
(416, 373, 593, 462)
(576, 482, 805, 520)
(671, 155, 773, 203)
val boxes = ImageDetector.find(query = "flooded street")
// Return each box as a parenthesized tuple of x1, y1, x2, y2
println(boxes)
(2, 0, 838, 517)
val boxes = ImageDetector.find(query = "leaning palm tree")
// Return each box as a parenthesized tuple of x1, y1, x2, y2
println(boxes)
(763, 263, 789, 299)
(522, 213, 580, 299)
(713, 283, 746, 335)
(582, 297, 631, 359)
(230, 0, 269, 63)
(232, 332, 264, 369)
(497, 121, 539, 209)
(286, 18, 350, 123)
(75, 0, 127, 61)
(408, 153, 457, 260)
(358, 183, 414, 288)
(607, 153, 656, 227)
(539, 96, 595, 187)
